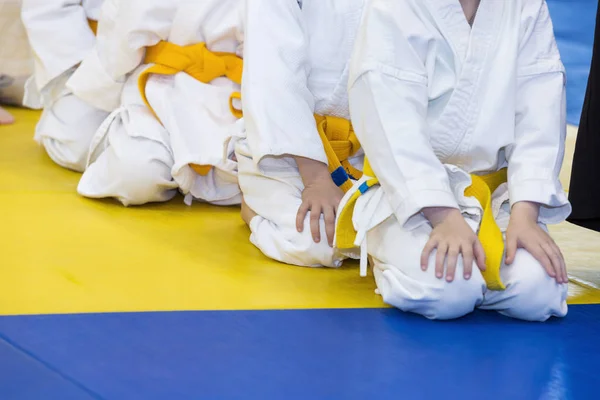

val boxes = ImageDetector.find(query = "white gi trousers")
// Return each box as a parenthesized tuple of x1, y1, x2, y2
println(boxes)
(344, 166, 569, 321)
(73, 0, 244, 206)
(78, 68, 242, 207)
(236, 140, 362, 268)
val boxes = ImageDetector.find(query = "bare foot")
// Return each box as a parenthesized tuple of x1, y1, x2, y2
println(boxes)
(0, 106, 15, 125)
(241, 198, 258, 226)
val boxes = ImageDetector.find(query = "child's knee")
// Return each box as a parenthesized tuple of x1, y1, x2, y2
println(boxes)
(417, 275, 485, 320)
(375, 258, 485, 320)
(36, 95, 108, 172)
(79, 140, 176, 206)
(117, 157, 176, 206)
(249, 214, 340, 268)
(40, 136, 89, 172)
(499, 250, 568, 321)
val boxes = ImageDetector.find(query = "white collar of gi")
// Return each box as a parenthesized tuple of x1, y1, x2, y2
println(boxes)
(424, 0, 505, 64)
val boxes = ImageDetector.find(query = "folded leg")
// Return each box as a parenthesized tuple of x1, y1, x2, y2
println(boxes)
(35, 92, 108, 171)
(365, 197, 487, 320)
(235, 138, 342, 268)
(78, 104, 178, 206)
(480, 202, 568, 321)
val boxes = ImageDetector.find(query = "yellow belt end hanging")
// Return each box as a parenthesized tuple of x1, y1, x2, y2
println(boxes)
(190, 164, 212, 176)
(465, 173, 507, 291)
(334, 175, 379, 250)
(479, 224, 506, 291)
(229, 92, 243, 119)
(335, 190, 363, 250)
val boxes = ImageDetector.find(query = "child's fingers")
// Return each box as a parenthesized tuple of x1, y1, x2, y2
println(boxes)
(474, 240, 486, 272)
(296, 201, 310, 233)
(462, 244, 474, 279)
(529, 243, 555, 279)
(554, 242, 568, 284)
(445, 245, 459, 282)
(549, 241, 568, 284)
(542, 241, 566, 284)
(310, 204, 322, 243)
(421, 238, 437, 270)
(435, 243, 448, 279)
(505, 235, 518, 265)
(323, 206, 336, 247)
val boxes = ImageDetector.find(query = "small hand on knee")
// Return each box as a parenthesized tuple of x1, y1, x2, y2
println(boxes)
(506, 202, 568, 284)
(421, 207, 486, 282)
(294, 156, 344, 247)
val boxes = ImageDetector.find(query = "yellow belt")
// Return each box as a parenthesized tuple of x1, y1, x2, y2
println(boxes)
(138, 41, 243, 176)
(315, 115, 363, 193)
(336, 160, 507, 290)
(88, 19, 98, 35)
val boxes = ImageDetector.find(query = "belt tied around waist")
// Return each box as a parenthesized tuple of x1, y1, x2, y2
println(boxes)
(315, 115, 363, 193)
(137, 41, 243, 176)
(335, 161, 507, 290)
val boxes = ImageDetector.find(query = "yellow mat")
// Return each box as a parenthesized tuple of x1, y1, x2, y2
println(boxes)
(0, 108, 598, 316)
(0, 108, 383, 315)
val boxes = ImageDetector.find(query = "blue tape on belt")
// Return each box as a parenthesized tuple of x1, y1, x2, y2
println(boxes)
(331, 166, 349, 187)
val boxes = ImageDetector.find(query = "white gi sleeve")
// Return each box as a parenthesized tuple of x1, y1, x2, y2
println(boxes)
(348, 0, 459, 227)
(242, 0, 327, 166)
(67, 0, 178, 111)
(21, 0, 96, 94)
(507, 0, 571, 223)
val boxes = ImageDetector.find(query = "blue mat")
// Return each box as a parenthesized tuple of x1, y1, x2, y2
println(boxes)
(1, 306, 598, 399)
(548, 0, 598, 125)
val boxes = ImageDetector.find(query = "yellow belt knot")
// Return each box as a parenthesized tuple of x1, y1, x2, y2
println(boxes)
(315, 115, 363, 193)
(138, 41, 244, 176)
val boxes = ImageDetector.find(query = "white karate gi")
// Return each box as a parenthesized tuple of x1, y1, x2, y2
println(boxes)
(72, 0, 244, 206)
(0, 0, 33, 106)
(345, 0, 571, 321)
(21, 0, 108, 171)
(236, 0, 365, 267)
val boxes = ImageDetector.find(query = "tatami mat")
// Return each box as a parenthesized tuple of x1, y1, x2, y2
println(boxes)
(1, 108, 599, 315)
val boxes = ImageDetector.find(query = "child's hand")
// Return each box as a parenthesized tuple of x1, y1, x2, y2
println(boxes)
(297, 177, 344, 246)
(294, 156, 344, 246)
(506, 202, 567, 284)
(421, 207, 486, 282)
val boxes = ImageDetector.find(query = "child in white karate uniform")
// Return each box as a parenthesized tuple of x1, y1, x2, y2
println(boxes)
(342, 0, 570, 321)
(237, 0, 365, 267)
(21, 0, 108, 171)
(72, 0, 244, 206)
